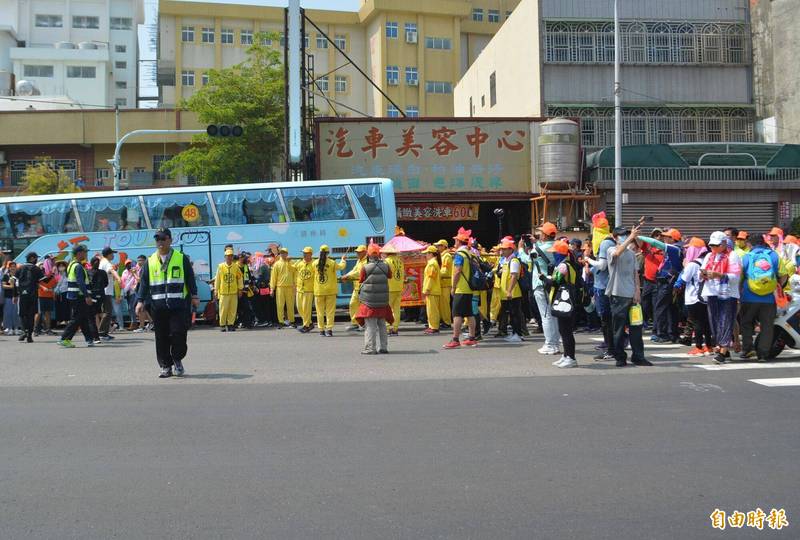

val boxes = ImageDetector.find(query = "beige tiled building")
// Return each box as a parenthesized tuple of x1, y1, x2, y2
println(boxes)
(157, 0, 520, 117)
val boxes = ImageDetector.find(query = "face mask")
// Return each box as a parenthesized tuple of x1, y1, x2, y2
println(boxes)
(617, 235, 628, 243)
(553, 253, 566, 265)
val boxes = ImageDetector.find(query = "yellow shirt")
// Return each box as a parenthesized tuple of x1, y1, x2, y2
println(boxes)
(423, 258, 441, 296)
(342, 257, 367, 292)
(500, 256, 522, 299)
(386, 255, 405, 293)
(313, 257, 346, 296)
(270, 258, 296, 288)
(492, 257, 503, 290)
(440, 251, 453, 279)
(214, 262, 243, 296)
(453, 247, 473, 295)
(294, 259, 315, 294)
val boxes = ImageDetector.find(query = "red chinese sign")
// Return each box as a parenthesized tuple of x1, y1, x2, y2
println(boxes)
(397, 203, 479, 221)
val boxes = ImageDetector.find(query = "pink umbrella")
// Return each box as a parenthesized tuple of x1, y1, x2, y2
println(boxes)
(383, 234, 425, 253)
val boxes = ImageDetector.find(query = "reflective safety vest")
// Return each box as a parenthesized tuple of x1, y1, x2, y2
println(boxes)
(148, 250, 188, 309)
(500, 256, 522, 299)
(67, 260, 88, 296)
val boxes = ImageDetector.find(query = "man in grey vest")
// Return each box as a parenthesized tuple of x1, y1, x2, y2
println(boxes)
(356, 243, 392, 355)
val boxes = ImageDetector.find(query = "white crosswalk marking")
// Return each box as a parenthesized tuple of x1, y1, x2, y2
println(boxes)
(692, 361, 800, 371)
(748, 378, 800, 387)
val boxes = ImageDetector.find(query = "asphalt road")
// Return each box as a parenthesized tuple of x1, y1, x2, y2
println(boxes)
(1, 323, 798, 539)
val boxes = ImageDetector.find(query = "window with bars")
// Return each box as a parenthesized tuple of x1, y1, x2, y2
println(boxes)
(67, 66, 96, 78)
(35, 14, 62, 28)
(240, 30, 253, 45)
(115, 81, 127, 89)
(115, 61, 126, 69)
(221, 28, 234, 44)
(547, 106, 754, 148)
(202, 27, 214, 43)
(115, 45, 126, 53)
(182, 25, 194, 42)
(73, 16, 99, 29)
(544, 20, 750, 65)
(110, 17, 132, 30)
(23, 65, 54, 77)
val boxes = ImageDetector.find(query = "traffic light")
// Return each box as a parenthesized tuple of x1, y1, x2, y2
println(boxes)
(206, 124, 243, 137)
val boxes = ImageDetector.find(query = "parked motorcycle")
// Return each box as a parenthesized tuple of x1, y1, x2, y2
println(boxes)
(755, 274, 800, 358)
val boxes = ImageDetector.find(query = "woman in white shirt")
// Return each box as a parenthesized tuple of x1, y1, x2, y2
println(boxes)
(676, 238, 712, 357)
(700, 231, 742, 364)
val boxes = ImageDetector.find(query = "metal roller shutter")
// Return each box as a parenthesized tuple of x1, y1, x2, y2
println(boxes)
(605, 201, 777, 240)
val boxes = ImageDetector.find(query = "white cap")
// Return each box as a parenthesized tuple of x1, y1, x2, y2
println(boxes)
(708, 231, 727, 247)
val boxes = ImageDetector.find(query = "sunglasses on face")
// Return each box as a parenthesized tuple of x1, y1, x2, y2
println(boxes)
(155, 235, 169, 241)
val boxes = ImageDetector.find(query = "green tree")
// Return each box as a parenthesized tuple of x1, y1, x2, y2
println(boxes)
(22, 158, 81, 195)
(163, 33, 285, 185)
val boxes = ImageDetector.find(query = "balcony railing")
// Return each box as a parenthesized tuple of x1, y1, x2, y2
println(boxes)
(589, 167, 800, 183)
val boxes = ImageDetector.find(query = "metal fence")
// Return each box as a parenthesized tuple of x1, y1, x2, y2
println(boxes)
(589, 167, 800, 183)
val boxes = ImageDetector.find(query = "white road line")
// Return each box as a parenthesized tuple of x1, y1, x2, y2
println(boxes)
(748, 377, 800, 387)
(692, 361, 800, 371)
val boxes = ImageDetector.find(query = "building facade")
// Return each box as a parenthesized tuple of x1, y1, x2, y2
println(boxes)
(0, 108, 202, 190)
(750, 0, 800, 144)
(455, 0, 755, 150)
(157, 0, 521, 117)
(0, 0, 143, 107)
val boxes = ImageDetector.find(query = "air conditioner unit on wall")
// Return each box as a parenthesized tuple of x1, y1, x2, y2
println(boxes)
(407, 79, 418, 86)
(406, 32, 417, 43)
(388, 79, 398, 86)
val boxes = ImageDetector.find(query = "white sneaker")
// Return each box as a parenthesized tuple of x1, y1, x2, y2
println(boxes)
(553, 355, 567, 366)
(504, 333, 522, 343)
(538, 344, 560, 355)
(558, 357, 578, 368)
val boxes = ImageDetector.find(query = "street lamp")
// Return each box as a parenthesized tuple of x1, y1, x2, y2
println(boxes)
(493, 208, 505, 242)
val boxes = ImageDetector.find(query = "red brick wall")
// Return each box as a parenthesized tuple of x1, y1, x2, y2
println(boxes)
(1, 144, 96, 186)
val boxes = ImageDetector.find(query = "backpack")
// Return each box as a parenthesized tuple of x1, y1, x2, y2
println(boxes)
(534, 244, 555, 275)
(689, 260, 706, 302)
(463, 252, 488, 291)
(551, 284, 575, 318)
(517, 258, 531, 293)
(746, 249, 778, 296)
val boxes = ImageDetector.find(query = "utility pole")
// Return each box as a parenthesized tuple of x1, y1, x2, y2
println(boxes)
(109, 129, 205, 191)
(613, 0, 623, 228)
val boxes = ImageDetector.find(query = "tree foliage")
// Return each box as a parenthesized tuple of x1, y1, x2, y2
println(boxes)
(163, 33, 285, 185)
(22, 158, 81, 195)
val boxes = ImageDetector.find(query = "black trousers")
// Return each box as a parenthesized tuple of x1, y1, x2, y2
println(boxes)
(18, 293, 38, 337)
(740, 302, 777, 358)
(557, 314, 576, 359)
(61, 298, 95, 343)
(654, 278, 679, 340)
(641, 279, 656, 324)
(688, 302, 713, 349)
(610, 296, 646, 363)
(152, 308, 189, 369)
(500, 297, 524, 336)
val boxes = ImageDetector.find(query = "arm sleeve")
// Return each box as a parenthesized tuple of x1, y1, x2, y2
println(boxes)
(76, 265, 89, 296)
(638, 236, 668, 251)
(336, 259, 346, 271)
(184, 256, 198, 297)
(269, 265, 277, 289)
(136, 261, 149, 304)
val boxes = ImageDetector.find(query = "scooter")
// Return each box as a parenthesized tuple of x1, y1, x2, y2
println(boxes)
(755, 273, 800, 358)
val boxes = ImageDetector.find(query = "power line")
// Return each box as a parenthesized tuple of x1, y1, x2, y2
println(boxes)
(0, 96, 114, 109)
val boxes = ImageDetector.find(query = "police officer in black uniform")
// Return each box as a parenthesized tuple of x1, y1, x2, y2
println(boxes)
(135, 228, 199, 378)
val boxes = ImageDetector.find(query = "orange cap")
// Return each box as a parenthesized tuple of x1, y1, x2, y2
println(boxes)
(736, 231, 749, 240)
(769, 227, 784, 236)
(537, 222, 557, 236)
(367, 243, 381, 257)
(784, 235, 799, 245)
(688, 237, 706, 248)
(666, 228, 682, 241)
(595, 218, 609, 229)
(547, 240, 570, 255)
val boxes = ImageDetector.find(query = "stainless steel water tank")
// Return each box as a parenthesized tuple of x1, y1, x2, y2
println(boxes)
(538, 118, 580, 190)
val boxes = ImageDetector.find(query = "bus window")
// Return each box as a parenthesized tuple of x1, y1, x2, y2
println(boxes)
(282, 186, 354, 222)
(76, 196, 145, 231)
(213, 189, 284, 225)
(6, 200, 79, 238)
(351, 184, 384, 232)
(143, 193, 212, 228)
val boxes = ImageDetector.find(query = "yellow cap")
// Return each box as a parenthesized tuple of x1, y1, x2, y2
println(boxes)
(302, 246, 313, 254)
(423, 245, 438, 254)
(355, 244, 367, 252)
(279, 247, 288, 253)
(224, 248, 234, 256)
(319, 244, 330, 252)
(434, 239, 449, 247)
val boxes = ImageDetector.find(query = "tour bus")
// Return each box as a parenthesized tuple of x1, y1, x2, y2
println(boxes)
(1, 178, 396, 309)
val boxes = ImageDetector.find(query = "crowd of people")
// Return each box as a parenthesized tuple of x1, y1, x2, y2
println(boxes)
(1, 217, 798, 377)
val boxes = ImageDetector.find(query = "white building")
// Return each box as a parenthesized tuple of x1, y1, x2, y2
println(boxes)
(1, 0, 143, 107)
